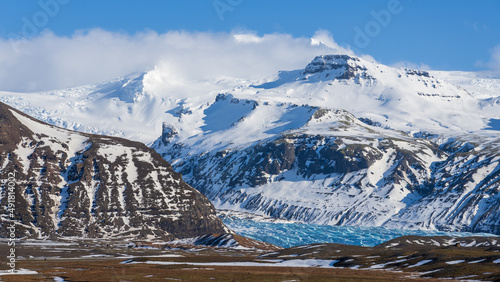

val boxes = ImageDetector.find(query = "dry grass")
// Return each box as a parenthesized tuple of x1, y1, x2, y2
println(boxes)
(1, 258, 449, 282)
(1, 236, 499, 281)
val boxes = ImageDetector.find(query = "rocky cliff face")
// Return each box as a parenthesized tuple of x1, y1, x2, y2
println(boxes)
(153, 103, 500, 235)
(0, 102, 229, 239)
(147, 55, 500, 236)
(303, 55, 369, 80)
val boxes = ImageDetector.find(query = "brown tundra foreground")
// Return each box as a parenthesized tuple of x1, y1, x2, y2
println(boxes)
(1, 235, 500, 281)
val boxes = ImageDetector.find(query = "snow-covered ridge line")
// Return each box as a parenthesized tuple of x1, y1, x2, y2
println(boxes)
(0, 54, 499, 145)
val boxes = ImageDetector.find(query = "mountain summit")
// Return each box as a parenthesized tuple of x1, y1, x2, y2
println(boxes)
(303, 54, 367, 78)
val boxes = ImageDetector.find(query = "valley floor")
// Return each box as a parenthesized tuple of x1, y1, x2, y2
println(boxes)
(1, 236, 500, 281)
(0, 257, 441, 282)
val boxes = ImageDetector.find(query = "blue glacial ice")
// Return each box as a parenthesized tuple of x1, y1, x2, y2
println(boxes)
(220, 214, 498, 248)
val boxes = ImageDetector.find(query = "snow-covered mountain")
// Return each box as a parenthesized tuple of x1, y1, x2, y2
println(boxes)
(150, 55, 500, 235)
(2, 54, 500, 235)
(0, 101, 229, 239)
(1, 55, 499, 145)
(0, 70, 248, 143)
(153, 102, 500, 234)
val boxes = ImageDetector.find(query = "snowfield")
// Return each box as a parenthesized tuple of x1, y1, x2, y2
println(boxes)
(1, 55, 499, 145)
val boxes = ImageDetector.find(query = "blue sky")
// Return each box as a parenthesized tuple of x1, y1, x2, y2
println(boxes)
(1, 0, 499, 70)
(0, 1, 499, 91)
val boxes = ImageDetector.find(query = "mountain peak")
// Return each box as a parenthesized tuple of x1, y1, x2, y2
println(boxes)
(99, 72, 147, 103)
(304, 55, 362, 73)
(303, 54, 368, 80)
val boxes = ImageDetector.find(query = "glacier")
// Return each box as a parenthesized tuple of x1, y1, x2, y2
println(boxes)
(220, 211, 499, 248)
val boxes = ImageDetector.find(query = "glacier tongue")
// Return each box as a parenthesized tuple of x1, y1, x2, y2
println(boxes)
(219, 209, 499, 248)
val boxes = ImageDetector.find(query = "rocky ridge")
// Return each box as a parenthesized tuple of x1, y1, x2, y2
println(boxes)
(0, 102, 229, 240)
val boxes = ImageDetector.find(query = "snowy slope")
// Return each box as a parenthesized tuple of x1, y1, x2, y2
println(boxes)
(430, 70, 500, 99)
(153, 103, 500, 234)
(149, 55, 500, 235)
(246, 55, 499, 136)
(0, 72, 247, 143)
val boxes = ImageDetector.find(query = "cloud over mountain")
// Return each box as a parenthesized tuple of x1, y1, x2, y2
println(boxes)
(0, 29, 350, 92)
(488, 44, 500, 71)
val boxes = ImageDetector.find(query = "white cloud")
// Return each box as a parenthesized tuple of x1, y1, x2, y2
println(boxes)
(391, 61, 432, 70)
(311, 30, 350, 53)
(232, 33, 262, 44)
(475, 44, 500, 71)
(486, 44, 500, 71)
(0, 29, 352, 92)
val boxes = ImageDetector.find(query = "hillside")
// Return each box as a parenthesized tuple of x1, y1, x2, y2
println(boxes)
(0, 102, 229, 240)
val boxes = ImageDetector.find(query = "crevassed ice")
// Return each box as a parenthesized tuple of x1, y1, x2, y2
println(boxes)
(221, 216, 498, 248)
